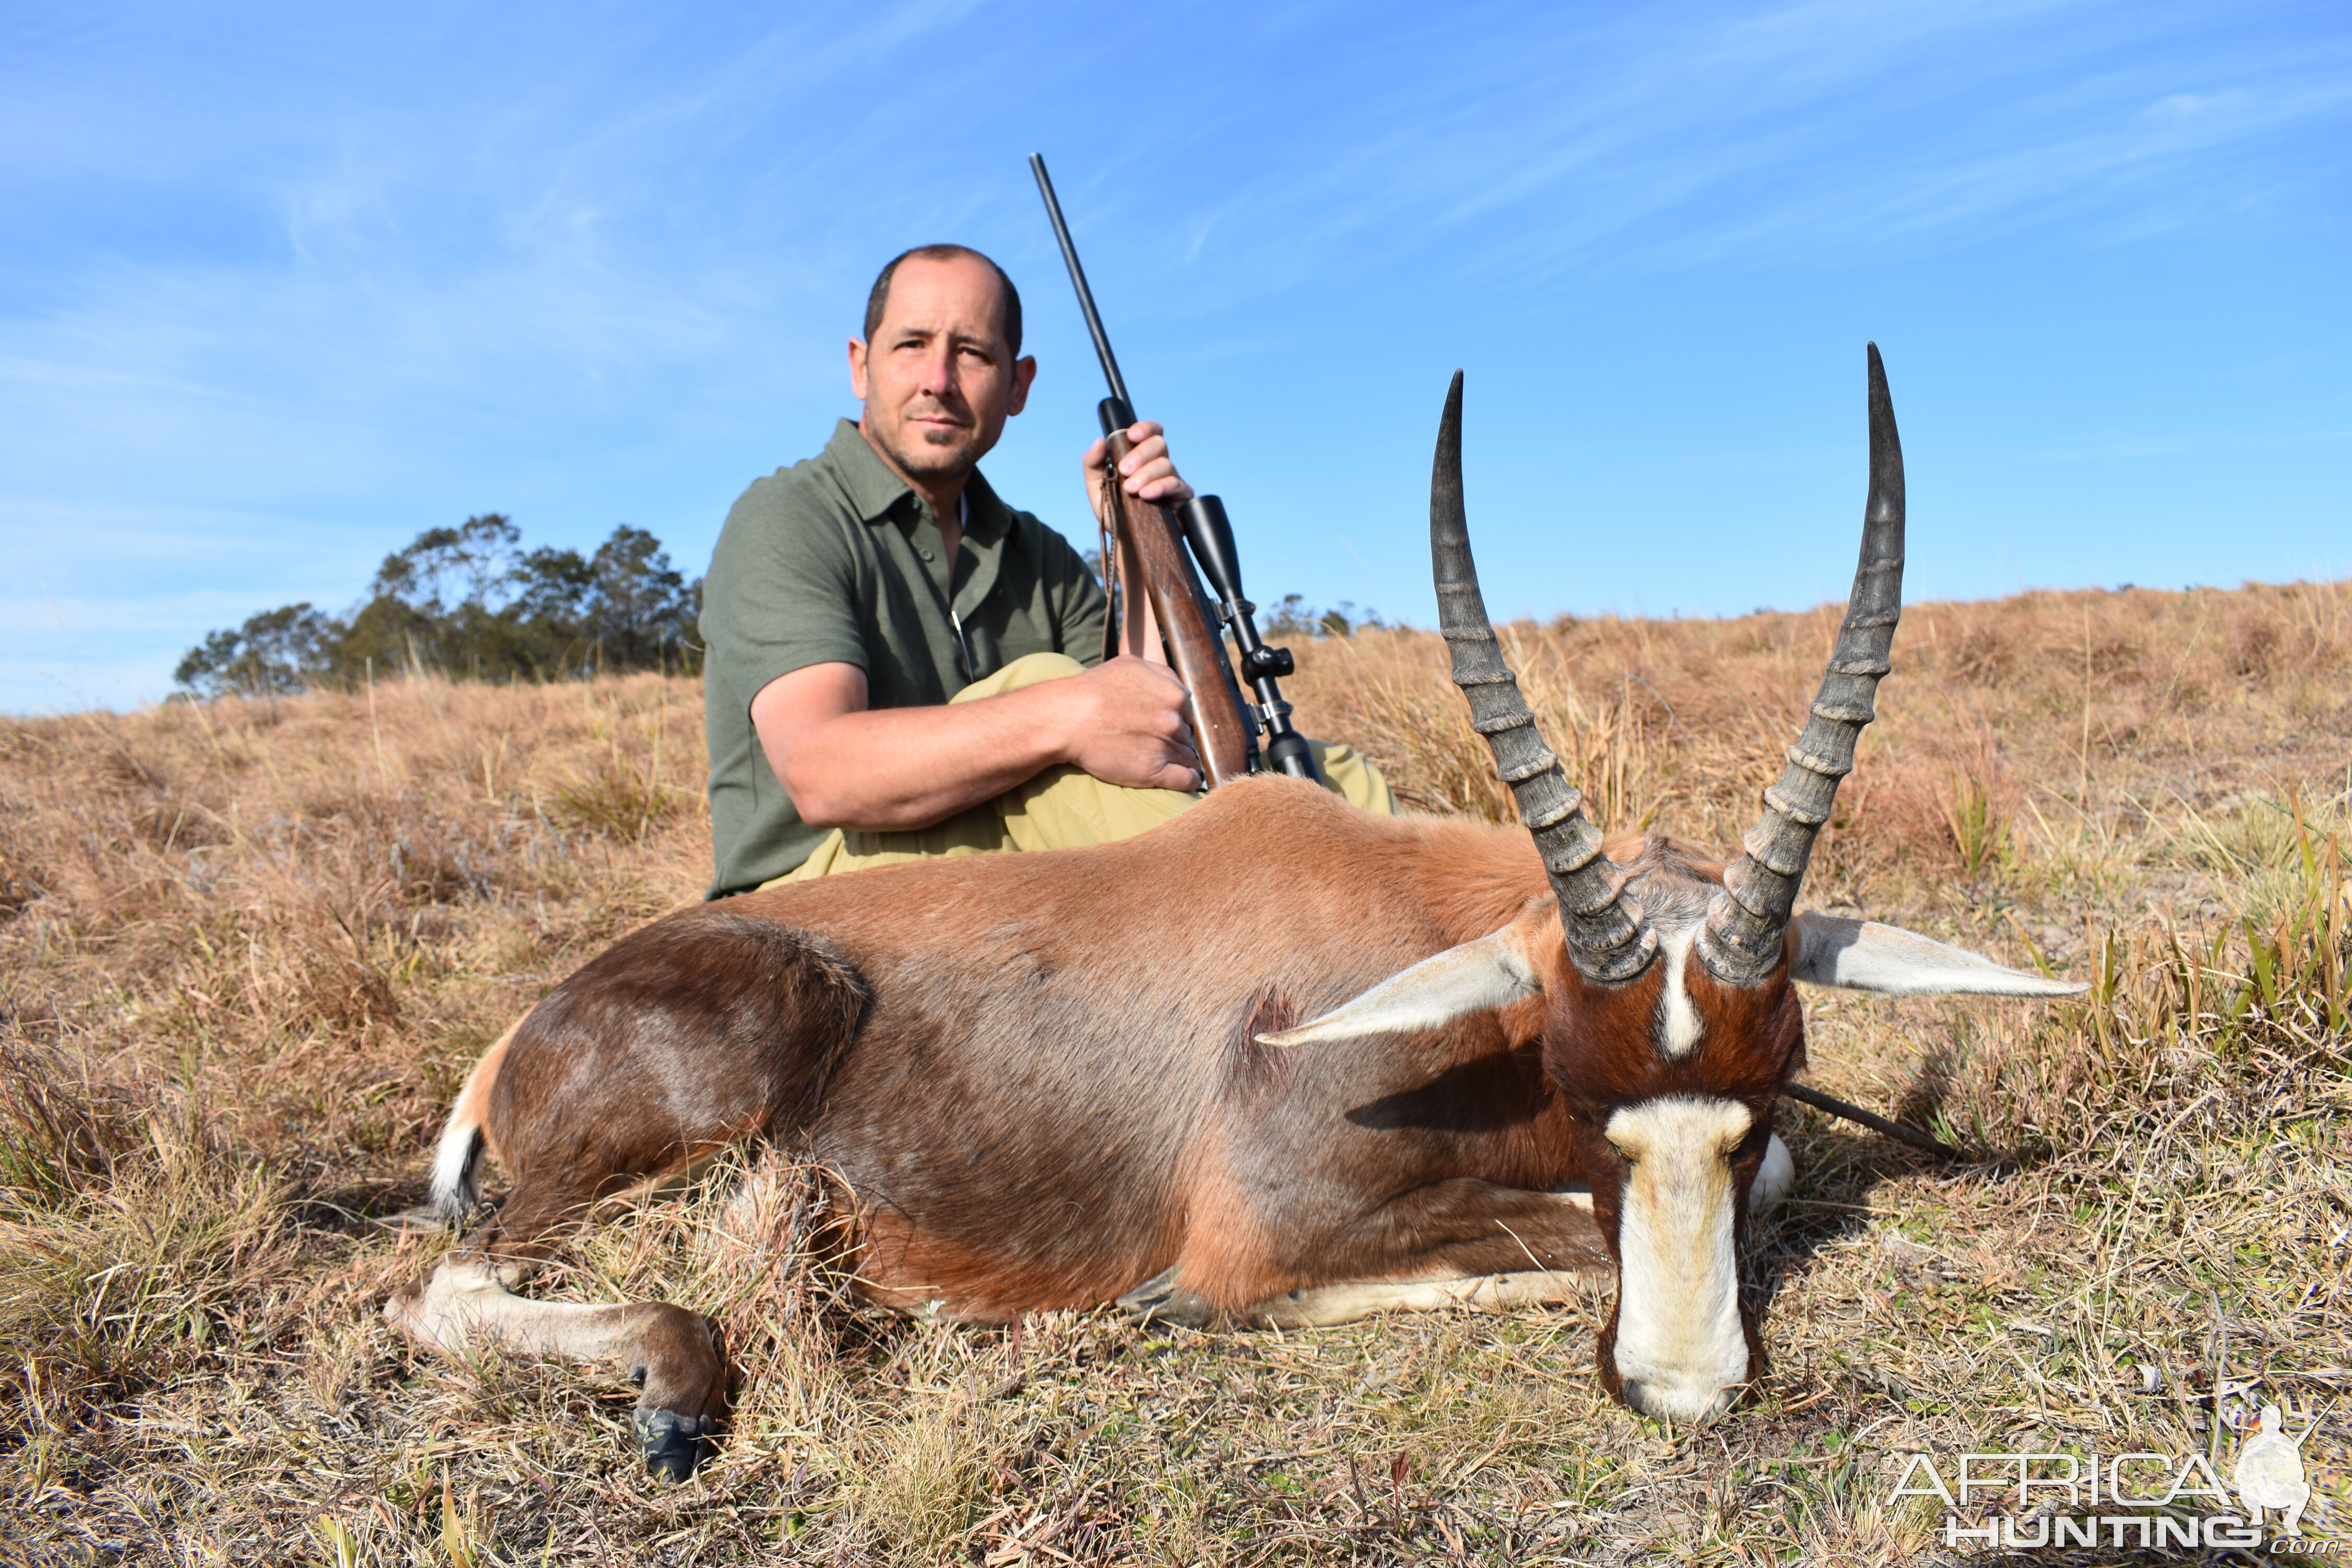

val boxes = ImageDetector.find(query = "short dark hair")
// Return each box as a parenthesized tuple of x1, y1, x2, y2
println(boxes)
(863, 244, 1023, 357)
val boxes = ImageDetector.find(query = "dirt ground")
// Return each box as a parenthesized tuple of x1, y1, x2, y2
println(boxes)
(3, 578, 2347, 1564)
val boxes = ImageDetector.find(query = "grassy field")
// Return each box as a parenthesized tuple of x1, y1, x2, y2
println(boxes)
(3, 579, 2348, 1565)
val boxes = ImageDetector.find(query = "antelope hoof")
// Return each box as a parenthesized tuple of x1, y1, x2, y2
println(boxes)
(627, 1306, 727, 1481)
(634, 1405, 712, 1482)
(1118, 1266, 1221, 1329)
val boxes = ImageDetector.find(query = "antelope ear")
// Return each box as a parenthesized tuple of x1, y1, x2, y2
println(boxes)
(1258, 921, 1544, 1047)
(1791, 913, 2088, 998)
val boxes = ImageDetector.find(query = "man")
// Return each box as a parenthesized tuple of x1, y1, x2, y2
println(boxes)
(700, 244, 1387, 897)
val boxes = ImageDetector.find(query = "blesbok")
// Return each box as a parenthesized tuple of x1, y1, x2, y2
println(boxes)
(389, 348, 2083, 1479)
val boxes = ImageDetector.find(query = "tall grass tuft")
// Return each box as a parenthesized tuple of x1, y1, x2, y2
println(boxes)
(0, 1062, 301, 1442)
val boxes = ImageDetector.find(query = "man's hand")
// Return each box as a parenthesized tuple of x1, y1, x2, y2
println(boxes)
(1057, 656, 1200, 792)
(1083, 420, 1193, 524)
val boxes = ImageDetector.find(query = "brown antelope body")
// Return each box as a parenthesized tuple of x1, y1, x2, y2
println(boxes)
(389, 350, 2082, 1478)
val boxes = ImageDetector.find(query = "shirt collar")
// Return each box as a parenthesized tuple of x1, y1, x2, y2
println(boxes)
(824, 417, 1015, 549)
(824, 419, 914, 522)
(958, 467, 1012, 550)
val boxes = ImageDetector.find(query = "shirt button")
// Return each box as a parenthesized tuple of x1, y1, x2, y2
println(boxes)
(919, 549, 935, 561)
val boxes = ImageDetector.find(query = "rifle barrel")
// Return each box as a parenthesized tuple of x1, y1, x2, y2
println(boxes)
(1029, 154, 1132, 412)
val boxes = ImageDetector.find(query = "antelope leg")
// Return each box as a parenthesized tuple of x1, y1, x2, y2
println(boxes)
(386, 1255, 725, 1482)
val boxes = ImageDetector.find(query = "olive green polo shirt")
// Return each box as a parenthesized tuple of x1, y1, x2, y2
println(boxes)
(700, 419, 1108, 897)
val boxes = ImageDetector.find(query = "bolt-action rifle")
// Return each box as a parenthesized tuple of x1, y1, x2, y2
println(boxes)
(1029, 154, 1320, 788)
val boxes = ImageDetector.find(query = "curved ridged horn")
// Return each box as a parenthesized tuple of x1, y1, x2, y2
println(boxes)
(1431, 371, 1656, 983)
(1699, 343, 1906, 986)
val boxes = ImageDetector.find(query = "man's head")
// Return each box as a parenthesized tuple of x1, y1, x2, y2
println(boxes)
(850, 245, 1035, 492)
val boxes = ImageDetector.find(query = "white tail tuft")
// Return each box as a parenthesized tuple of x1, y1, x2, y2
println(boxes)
(428, 1113, 484, 1224)
(428, 1023, 517, 1225)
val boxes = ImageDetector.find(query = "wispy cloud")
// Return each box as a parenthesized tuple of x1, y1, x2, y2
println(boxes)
(1102, 0, 2350, 306)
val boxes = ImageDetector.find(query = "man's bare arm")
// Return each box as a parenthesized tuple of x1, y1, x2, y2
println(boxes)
(751, 658, 1201, 832)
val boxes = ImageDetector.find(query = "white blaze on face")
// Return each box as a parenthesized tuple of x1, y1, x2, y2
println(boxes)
(1653, 926, 1704, 1059)
(1607, 1096, 1753, 1424)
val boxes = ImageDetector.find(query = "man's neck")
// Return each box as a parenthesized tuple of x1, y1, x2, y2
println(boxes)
(857, 420, 968, 579)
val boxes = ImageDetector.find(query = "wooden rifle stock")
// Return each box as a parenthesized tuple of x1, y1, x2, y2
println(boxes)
(1099, 428, 1255, 787)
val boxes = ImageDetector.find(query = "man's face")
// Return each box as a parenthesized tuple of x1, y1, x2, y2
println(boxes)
(849, 255, 1036, 489)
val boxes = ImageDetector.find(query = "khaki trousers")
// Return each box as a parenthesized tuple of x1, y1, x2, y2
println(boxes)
(772, 651, 1392, 883)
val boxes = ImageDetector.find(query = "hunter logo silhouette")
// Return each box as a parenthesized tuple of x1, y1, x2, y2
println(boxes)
(2231, 1402, 2315, 1536)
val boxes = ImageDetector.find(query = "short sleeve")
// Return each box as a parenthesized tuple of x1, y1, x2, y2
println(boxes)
(700, 474, 870, 711)
(1032, 516, 1108, 667)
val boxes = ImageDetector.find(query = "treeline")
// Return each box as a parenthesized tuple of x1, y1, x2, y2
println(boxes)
(1261, 593, 1389, 639)
(176, 515, 702, 699)
(1080, 552, 1390, 641)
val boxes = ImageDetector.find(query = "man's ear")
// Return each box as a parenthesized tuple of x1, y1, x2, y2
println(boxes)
(848, 338, 870, 402)
(1007, 354, 1036, 416)
(1791, 912, 2088, 998)
(1259, 918, 1545, 1047)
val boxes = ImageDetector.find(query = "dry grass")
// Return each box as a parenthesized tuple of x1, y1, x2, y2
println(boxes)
(3, 580, 2348, 1565)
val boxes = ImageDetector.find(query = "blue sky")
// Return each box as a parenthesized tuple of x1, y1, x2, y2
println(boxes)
(4, 0, 2346, 713)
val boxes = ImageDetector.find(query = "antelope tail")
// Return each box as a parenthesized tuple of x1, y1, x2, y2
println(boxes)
(428, 1022, 517, 1224)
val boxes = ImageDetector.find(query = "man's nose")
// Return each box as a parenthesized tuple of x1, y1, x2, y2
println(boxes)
(918, 344, 959, 396)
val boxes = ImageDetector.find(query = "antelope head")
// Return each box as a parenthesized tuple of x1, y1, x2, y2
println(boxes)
(1269, 352, 2083, 1423)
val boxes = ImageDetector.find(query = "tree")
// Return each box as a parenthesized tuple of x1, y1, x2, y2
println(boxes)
(581, 526, 698, 673)
(369, 514, 522, 616)
(172, 603, 339, 698)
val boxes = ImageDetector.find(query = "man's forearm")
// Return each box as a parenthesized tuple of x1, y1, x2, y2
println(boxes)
(771, 683, 1077, 832)
(754, 655, 1197, 831)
